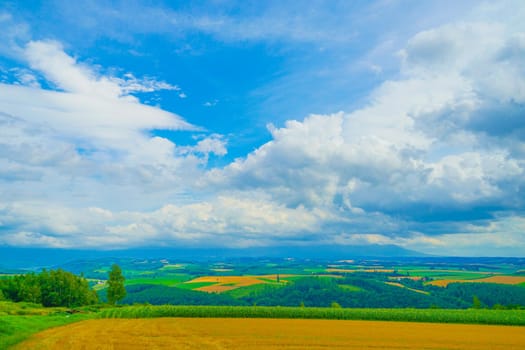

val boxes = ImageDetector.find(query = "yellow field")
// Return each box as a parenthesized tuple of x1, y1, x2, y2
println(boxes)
(384, 281, 429, 294)
(326, 268, 394, 273)
(185, 275, 292, 293)
(388, 276, 423, 281)
(14, 318, 525, 349)
(429, 275, 525, 287)
(475, 276, 525, 284)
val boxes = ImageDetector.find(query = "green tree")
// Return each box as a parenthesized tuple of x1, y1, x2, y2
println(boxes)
(107, 264, 126, 305)
(472, 295, 482, 309)
(18, 273, 41, 304)
(331, 301, 342, 308)
(0, 268, 97, 307)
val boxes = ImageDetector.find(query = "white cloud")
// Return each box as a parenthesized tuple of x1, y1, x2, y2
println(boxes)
(0, 196, 325, 248)
(23, 40, 183, 100)
(201, 9, 525, 255)
(110, 73, 182, 95)
(1, 2, 524, 255)
(203, 99, 218, 107)
(193, 135, 227, 157)
(0, 11, 29, 57)
(400, 216, 525, 256)
(1, 41, 195, 154)
(2, 231, 68, 248)
(7, 68, 41, 87)
(0, 39, 220, 215)
(25, 40, 120, 98)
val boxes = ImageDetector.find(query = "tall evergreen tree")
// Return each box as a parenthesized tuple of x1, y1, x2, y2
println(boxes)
(107, 264, 126, 305)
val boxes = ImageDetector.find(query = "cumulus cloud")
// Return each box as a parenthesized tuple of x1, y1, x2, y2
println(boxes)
(1, 3, 524, 256)
(0, 196, 325, 248)
(202, 11, 525, 254)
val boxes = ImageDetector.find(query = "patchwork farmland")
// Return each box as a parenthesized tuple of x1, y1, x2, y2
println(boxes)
(184, 274, 291, 293)
(2, 256, 525, 348)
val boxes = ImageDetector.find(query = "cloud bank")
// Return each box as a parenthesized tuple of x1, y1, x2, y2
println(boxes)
(0, 2, 524, 256)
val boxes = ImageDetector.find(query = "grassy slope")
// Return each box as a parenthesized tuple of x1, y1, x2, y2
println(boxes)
(0, 314, 92, 349)
(0, 302, 94, 349)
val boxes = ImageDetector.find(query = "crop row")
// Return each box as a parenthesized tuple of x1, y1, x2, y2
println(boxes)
(98, 305, 525, 326)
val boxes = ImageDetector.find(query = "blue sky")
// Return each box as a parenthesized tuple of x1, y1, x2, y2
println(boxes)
(0, 0, 524, 256)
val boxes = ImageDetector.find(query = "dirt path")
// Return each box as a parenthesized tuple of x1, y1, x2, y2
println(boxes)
(13, 318, 525, 349)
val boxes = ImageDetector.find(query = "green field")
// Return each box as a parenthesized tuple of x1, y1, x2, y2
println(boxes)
(339, 284, 363, 292)
(225, 283, 279, 298)
(0, 314, 93, 349)
(175, 281, 218, 290)
(0, 302, 94, 349)
(125, 277, 189, 287)
(400, 270, 491, 280)
(98, 305, 525, 326)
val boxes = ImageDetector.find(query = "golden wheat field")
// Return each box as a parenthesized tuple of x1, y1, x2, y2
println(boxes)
(13, 318, 525, 350)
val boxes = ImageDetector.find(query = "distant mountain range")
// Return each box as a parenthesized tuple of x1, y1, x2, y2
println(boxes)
(0, 244, 424, 270)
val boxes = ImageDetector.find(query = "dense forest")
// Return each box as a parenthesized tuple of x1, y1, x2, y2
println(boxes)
(0, 269, 98, 307)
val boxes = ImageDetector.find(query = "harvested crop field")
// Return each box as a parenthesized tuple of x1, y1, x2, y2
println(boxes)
(14, 318, 525, 349)
(474, 276, 525, 284)
(429, 275, 525, 287)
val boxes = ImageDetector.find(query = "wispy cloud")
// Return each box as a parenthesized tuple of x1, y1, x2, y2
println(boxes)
(48, 1, 362, 45)
(0, 36, 216, 215)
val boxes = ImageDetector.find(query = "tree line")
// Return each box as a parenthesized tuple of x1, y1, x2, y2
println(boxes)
(0, 264, 126, 307)
(0, 269, 98, 307)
